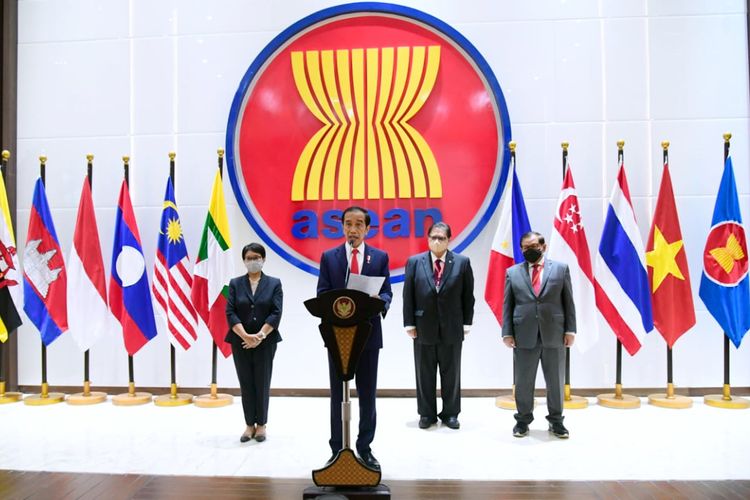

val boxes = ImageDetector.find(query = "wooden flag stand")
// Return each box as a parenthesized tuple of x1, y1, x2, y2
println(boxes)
(68, 154, 107, 406)
(596, 142, 639, 410)
(195, 149, 233, 409)
(154, 152, 193, 407)
(112, 156, 152, 407)
(647, 142, 691, 410)
(0, 151, 21, 404)
(24, 155, 65, 406)
(560, 142, 587, 410)
(703, 133, 749, 410)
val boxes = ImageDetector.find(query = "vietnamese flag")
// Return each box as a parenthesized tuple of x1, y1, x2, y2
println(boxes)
(645, 157, 696, 347)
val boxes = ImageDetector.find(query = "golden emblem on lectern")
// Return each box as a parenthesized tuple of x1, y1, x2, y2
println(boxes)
(332, 296, 355, 319)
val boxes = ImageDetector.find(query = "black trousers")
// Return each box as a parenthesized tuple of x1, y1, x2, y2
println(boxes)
(413, 341, 462, 420)
(328, 348, 379, 455)
(232, 341, 277, 426)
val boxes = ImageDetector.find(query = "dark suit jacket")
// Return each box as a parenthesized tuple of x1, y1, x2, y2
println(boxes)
(501, 259, 575, 349)
(317, 243, 392, 350)
(225, 273, 283, 346)
(402, 250, 475, 345)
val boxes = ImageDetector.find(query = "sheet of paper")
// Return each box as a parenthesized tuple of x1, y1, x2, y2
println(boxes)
(346, 274, 385, 296)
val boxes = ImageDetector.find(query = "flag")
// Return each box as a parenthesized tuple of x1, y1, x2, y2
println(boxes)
(109, 180, 157, 355)
(23, 178, 68, 345)
(548, 164, 599, 352)
(191, 170, 233, 357)
(699, 156, 750, 348)
(595, 160, 653, 355)
(0, 168, 21, 342)
(67, 177, 112, 352)
(152, 178, 198, 350)
(646, 158, 695, 348)
(484, 154, 531, 326)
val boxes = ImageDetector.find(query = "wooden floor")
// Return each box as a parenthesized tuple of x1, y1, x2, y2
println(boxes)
(1, 471, 749, 499)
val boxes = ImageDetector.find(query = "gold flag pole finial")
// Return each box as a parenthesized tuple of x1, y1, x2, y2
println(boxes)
(1, 150, 10, 161)
(661, 141, 670, 150)
(508, 141, 516, 152)
(122, 155, 130, 164)
(723, 132, 732, 143)
(168, 151, 176, 161)
(86, 154, 94, 164)
(217, 147, 225, 158)
(39, 155, 47, 165)
(617, 140, 625, 150)
(561, 141, 569, 151)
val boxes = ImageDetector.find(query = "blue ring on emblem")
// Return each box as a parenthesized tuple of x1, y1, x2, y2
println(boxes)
(226, 2, 512, 282)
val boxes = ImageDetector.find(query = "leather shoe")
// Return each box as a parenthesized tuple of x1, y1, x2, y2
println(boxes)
(513, 423, 529, 437)
(254, 433, 266, 442)
(358, 451, 380, 471)
(419, 416, 437, 429)
(325, 453, 337, 467)
(442, 416, 460, 429)
(549, 422, 569, 439)
(240, 427, 254, 443)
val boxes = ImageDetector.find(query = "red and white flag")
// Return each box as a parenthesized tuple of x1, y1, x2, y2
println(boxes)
(67, 178, 113, 351)
(547, 164, 599, 352)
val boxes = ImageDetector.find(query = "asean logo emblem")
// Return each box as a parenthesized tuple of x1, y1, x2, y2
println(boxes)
(332, 296, 356, 320)
(226, 3, 511, 281)
(703, 221, 749, 286)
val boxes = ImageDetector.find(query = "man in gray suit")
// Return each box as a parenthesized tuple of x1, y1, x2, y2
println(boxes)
(403, 222, 475, 430)
(502, 231, 575, 438)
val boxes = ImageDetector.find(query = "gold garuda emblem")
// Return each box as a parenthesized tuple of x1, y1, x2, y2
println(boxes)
(332, 296, 356, 320)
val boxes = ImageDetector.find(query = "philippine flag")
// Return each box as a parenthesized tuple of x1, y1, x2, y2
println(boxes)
(23, 178, 68, 346)
(595, 161, 653, 355)
(109, 180, 157, 356)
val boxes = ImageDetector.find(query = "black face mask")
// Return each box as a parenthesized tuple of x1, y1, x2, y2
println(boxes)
(523, 248, 542, 264)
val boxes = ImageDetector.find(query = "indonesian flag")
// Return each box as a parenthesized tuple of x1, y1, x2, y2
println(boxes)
(484, 154, 531, 326)
(191, 170, 233, 357)
(68, 178, 113, 351)
(547, 164, 599, 352)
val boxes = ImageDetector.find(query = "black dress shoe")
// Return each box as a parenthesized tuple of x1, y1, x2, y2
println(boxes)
(442, 416, 460, 429)
(254, 433, 266, 442)
(549, 422, 569, 438)
(419, 416, 437, 429)
(324, 453, 337, 466)
(513, 423, 529, 437)
(358, 451, 380, 471)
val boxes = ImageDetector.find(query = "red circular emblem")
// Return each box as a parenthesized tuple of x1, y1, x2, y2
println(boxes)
(703, 221, 749, 285)
(226, 4, 511, 281)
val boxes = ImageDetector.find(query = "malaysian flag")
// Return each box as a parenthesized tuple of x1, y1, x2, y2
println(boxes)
(152, 178, 198, 350)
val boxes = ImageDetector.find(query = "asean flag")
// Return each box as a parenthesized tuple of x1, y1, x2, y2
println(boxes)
(109, 180, 157, 355)
(23, 178, 67, 345)
(484, 154, 531, 326)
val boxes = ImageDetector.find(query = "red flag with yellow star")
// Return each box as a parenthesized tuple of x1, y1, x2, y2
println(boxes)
(646, 160, 696, 347)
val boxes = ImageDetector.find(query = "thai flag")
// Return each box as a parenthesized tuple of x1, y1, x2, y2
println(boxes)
(109, 180, 157, 356)
(484, 154, 531, 326)
(23, 178, 68, 346)
(595, 160, 653, 355)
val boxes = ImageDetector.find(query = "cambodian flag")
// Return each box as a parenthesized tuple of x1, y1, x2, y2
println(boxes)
(595, 161, 653, 355)
(109, 180, 157, 355)
(23, 178, 68, 346)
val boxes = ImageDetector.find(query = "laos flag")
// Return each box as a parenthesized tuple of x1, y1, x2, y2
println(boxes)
(23, 178, 68, 346)
(109, 180, 157, 355)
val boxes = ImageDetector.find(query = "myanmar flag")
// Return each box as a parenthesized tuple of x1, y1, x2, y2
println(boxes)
(646, 158, 695, 347)
(191, 170, 233, 357)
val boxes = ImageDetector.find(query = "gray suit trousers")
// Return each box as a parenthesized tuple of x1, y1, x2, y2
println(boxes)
(513, 336, 565, 425)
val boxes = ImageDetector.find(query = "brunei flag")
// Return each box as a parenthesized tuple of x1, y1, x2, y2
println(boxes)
(0, 167, 21, 342)
(191, 170, 233, 357)
(646, 158, 695, 348)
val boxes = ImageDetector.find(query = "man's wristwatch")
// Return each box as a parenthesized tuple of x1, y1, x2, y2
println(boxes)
(259, 331, 267, 340)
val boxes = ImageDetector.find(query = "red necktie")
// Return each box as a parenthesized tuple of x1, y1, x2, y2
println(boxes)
(434, 259, 443, 287)
(350, 248, 360, 274)
(531, 264, 541, 295)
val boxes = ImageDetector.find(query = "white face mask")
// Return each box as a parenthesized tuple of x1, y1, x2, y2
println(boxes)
(245, 260, 264, 274)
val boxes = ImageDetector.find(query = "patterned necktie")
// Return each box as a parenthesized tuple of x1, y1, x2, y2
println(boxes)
(434, 259, 443, 287)
(531, 263, 542, 295)
(350, 248, 360, 274)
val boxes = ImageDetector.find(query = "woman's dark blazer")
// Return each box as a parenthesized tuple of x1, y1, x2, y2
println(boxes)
(225, 273, 283, 346)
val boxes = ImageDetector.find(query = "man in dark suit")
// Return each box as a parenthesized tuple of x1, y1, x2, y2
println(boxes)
(403, 222, 475, 430)
(502, 231, 576, 439)
(317, 206, 392, 471)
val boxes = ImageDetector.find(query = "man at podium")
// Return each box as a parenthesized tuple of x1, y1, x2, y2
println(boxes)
(317, 206, 392, 471)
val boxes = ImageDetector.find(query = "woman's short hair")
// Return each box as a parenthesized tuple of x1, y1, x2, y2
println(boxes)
(242, 242, 266, 260)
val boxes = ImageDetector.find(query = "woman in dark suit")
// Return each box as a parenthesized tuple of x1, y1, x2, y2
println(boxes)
(226, 242, 283, 443)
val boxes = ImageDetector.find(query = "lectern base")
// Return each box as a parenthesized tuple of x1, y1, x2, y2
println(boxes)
(303, 484, 390, 499)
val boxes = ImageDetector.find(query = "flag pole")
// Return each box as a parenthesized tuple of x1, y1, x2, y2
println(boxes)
(596, 140, 640, 409)
(647, 141, 692, 409)
(112, 155, 152, 406)
(24, 155, 65, 405)
(155, 151, 193, 407)
(704, 132, 750, 409)
(495, 140, 519, 411)
(68, 154, 107, 405)
(560, 141, 587, 410)
(195, 148, 233, 408)
(0, 150, 21, 404)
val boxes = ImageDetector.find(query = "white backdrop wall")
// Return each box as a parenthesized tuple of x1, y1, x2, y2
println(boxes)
(14, 0, 750, 391)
